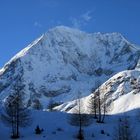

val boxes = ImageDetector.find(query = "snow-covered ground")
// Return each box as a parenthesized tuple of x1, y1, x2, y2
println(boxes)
(0, 110, 140, 140)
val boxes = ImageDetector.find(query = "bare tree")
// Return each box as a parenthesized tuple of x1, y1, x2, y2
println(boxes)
(113, 117, 137, 140)
(101, 94, 106, 123)
(88, 93, 98, 119)
(69, 93, 92, 140)
(88, 82, 107, 123)
(33, 99, 42, 110)
(47, 97, 55, 111)
(96, 86, 102, 123)
(1, 82, 32, 139)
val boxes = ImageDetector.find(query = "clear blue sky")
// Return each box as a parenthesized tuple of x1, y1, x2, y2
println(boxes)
(0, 0, 140, 68)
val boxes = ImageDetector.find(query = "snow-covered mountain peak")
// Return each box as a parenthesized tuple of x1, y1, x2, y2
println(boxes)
(47, 26, 85, 34)
(2, 35, 45, 69)
(3, 26, 135, 66)
(0, 26, 140, 111)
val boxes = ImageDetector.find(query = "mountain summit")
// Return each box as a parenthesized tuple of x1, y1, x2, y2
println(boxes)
(0, 26, 140, 110)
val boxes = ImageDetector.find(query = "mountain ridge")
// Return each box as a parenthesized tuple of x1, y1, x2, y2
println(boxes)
(0, 26, 140, 112)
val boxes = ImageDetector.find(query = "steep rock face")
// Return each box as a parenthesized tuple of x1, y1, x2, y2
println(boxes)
(70, 69, 140, 114)
(100, 69, 140, 114)
(0, 26, 140, 109)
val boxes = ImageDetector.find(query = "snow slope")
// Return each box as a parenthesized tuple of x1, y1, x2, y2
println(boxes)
(0, 26, 140, 111)
(0, 110, 139, 140)
(102, 69, 140, 114)
(66, 69, 140, 115)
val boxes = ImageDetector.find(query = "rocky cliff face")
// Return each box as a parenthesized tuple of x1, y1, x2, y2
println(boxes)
(73, 69, 140, 115)
(0, 26, 140, 110)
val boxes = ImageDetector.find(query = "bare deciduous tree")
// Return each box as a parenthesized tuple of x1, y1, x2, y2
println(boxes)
(88, 81, 107, 123)
(113, 117, 137, 140)
(1, 82, 32, 139)
(69, 92, 92, 140)
(88, 94, 98, 119)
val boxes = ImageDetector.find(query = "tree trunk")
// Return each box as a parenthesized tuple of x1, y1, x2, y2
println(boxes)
(101, 95, 106, 123)
(93, 96, 97, 119)
(97, 89, 102, 123)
